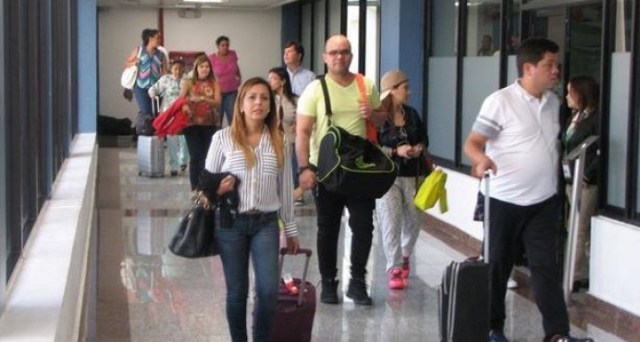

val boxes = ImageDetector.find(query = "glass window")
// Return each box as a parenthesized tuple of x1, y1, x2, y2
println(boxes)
(314, 0, 327, 75)
(461, 1, 501, 166)
(608, 0, 632, 209)
(1, 0, 76, 282)
(428, 0, 457, 161)
(615, 0, 632, 53)
(347, 1, 379, 79)
(301, 2, 313, 70)
(466, 1, 500, 57)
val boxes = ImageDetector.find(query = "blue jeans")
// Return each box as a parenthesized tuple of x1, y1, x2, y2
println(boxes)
(221, 90, 238, 126)
(215, 211, 280, 342)
(133, 85, 152, 114)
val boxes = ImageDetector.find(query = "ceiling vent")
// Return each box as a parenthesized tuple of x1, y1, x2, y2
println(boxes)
(178, 8, 202, 18)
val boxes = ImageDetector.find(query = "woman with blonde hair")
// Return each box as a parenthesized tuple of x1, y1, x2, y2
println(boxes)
(180, 54, 221, 193)
(204, 77, 299, 342)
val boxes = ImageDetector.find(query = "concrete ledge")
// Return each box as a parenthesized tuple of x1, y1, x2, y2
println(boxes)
(0, 134, 98, 341)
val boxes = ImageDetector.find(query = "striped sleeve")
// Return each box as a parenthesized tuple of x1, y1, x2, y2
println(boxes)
(471, 94, 503, 139)
(279, 139, 298, 237)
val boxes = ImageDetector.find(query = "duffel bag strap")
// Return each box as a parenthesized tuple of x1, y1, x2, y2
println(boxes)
(318, 75, 333, 126)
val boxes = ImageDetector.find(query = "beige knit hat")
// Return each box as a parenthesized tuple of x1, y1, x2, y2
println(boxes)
(380, 69, 408, 100)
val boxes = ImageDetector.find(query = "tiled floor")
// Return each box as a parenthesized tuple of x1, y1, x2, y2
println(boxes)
(96, 142, 628, 341)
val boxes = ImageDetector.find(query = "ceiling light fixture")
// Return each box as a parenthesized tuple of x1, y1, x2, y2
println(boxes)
(183, 0, 229, 3)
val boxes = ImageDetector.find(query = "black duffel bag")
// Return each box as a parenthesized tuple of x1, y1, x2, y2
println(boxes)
(314, 75, 397, 198)
(316, 125, 397, 198)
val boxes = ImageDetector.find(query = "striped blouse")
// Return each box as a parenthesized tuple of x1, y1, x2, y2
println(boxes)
(204, 127, 298, 237)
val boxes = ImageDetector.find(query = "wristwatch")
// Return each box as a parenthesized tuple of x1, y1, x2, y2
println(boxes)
(297, 165, 316, 176)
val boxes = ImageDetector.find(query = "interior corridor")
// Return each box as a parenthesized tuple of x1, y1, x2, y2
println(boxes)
(95, 139, 627, 341)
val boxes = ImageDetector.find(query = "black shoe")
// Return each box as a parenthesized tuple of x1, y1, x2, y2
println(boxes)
(170, 170, 178, 177)
(346, 278, 372, 306)
(320, 278, 339, 304)
(180, 164, 187, 172)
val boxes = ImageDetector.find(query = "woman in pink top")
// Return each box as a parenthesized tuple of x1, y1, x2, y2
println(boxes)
(209, 35, 242, 126)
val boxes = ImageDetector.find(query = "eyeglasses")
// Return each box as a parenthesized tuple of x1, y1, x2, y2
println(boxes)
(326, 49, 351, 57)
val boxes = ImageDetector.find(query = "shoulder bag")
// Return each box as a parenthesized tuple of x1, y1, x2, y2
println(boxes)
(168, 194, 218, 258)
(121, 46, 143, 89)
(315, 75, 397, 199)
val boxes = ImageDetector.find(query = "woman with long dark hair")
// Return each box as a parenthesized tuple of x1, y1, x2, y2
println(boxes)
(563, 75, 599, 292)
(124, 28, 168, 116)
(268, 67, 304, 204)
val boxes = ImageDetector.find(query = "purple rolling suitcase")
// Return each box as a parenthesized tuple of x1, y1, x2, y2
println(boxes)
(438, 172, 491, 342)
(268, 248, 316, 342)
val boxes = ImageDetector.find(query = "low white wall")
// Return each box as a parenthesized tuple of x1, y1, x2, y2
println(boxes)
(0, 134, 97, 341)
(590, 216, 640, 316)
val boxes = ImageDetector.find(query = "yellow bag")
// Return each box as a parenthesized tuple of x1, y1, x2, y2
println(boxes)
(413, 169, 448, 213)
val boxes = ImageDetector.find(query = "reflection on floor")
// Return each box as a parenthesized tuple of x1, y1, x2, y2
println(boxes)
(96, 142, 624, 342)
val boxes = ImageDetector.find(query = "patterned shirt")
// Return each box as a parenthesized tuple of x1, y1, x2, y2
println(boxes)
(204, 127, 298, 237)
(186, 79, 221, 127)
(148, 74, 184, 112)
(135, 47, 165, 89)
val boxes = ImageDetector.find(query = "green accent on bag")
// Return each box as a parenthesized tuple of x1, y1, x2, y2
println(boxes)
(354, 155, 376, 169)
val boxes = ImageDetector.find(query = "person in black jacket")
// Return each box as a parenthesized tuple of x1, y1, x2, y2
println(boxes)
(375, 70, 430, 290)
(563, 75, 599, 291)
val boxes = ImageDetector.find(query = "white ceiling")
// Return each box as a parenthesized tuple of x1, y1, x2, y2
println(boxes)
(97, 0, 300, 10)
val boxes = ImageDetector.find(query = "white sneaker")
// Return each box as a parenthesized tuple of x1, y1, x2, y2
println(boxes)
(507, 278, 518, 289)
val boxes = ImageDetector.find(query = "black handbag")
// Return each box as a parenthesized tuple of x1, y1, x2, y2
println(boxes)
(315, 76, 397, 199)
(168, 199, 218, 258)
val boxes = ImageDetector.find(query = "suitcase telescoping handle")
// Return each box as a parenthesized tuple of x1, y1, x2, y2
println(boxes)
(278, 248, 312, 306)
(483, 171, 490, 264)
(151, 97, 160, 116)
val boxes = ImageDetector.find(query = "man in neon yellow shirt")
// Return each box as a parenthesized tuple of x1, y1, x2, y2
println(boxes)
(296, 34, 383, 306)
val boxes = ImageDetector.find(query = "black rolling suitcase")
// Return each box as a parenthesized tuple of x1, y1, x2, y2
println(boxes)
(137, 97, 165, 177)
(438, 172, 491, 342)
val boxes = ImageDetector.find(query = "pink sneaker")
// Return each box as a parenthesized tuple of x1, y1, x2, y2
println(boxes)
(388, 268, 404, 290)
(401, 257, 410, 279)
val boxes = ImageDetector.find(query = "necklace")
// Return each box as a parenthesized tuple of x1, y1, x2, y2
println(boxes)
(393, 105, 405, 127)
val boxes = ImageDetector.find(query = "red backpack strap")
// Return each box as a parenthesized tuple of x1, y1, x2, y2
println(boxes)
(354, 74, 379, 144)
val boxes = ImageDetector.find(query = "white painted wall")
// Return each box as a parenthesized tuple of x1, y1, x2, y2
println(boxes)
(99, 8, 282, 120)
(433, 168, 640, 316)
(590, 216, 640, 316)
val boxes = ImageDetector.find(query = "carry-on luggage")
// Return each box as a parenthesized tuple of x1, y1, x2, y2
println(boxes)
(137, 98, 165, 177)
(268, 248, 316, 342)
(438, 172, 491, 342)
